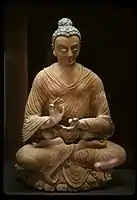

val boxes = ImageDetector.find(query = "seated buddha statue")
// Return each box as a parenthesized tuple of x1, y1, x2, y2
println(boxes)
(15, 18, 126, 192)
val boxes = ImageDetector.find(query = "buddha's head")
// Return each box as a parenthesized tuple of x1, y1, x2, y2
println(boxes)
(52, 18, 81, 66)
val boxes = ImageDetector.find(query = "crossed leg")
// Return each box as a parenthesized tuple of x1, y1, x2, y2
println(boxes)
(16, 137, 73, 171)
(72, 140, 126, 171)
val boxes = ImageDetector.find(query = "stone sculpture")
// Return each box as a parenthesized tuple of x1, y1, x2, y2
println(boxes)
(15, 18, 126, 192)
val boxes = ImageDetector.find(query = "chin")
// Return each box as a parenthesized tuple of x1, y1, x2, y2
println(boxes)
(67, 60, 75, 66)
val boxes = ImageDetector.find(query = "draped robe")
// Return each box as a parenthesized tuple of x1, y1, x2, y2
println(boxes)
(16, 64, 126, 191)
(22, 64, 114, 143)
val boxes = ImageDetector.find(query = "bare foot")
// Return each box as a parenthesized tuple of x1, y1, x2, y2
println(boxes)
(94, 158, 119, 171)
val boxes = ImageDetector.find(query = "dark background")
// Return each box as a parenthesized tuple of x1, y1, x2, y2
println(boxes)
(4, 4, 136, 170)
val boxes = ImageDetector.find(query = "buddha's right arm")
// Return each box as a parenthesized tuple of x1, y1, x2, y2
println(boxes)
(22, 71, 53, 143)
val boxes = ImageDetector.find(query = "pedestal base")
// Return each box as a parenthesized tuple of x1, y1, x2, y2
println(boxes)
(15, 164, 112, 192)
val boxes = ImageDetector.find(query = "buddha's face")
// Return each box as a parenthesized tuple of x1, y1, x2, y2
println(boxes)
(53, 36, 80, 66)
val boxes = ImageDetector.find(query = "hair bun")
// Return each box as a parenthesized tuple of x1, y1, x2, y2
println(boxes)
(58, 18, 73, 28)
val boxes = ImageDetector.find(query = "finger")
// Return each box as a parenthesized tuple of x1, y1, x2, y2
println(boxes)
(60, 125, 67, 129)
(57, 115, 63, 123)
(60, 125, 75, 130)
(71, 118, 79, 124)
(68, 119, 72, 124)
(73, 118, 78, 121)
(59, 108, 65, 118)
(66, 125, 75, 130)
(52, 97, 60, 104)
(49, 107, 55, 116)
(60, 105, 65, 113)
(51, 98, 59, 112)
(69, 118, 79, 126)
(49, 103, 55, 108)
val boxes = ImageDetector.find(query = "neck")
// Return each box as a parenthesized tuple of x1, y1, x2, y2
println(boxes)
(57, 62, 76, 71)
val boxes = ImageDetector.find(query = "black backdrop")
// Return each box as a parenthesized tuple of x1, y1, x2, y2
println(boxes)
(5, 4, 136, 170)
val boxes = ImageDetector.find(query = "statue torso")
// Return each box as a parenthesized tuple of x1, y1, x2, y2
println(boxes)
(41, 63, 96, 119)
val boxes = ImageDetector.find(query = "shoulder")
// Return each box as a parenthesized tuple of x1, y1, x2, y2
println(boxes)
(79, 64, 104, 89)
(80, 64, 103, 83)
(34, 65, 53, 82)
(33, 70, 45, 86)
(32, 65, 51, 88)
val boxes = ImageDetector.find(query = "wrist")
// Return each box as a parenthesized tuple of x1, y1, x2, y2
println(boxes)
(79, 119, 88, 130)
(40, 117, 55, 129)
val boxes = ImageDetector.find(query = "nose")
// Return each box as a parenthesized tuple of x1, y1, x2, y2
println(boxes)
(68, 49, 73, 57)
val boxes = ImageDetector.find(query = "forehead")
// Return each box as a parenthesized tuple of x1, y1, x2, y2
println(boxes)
(55, 36, 80, 47)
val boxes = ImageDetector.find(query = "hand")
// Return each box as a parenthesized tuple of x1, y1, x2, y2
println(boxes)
(60, 118, 80, 131)
(78, 139, 107, 149)
(49, 98, 64, 126)
(33, 139, 50, 148)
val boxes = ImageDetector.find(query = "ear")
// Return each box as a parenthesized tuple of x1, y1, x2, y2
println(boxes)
(76, 48, 80, 57)
(51, 43, 56, 56)
(53, 50, 56, 56)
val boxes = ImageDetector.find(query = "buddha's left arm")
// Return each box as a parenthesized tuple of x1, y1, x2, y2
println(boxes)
(79, 76, 115, 139)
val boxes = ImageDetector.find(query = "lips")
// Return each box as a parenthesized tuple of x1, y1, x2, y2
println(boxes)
(68, 60, 73, 62)
(68, 58, 74, 62)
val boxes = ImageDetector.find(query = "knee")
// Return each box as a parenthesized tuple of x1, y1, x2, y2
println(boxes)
(16, 144, 34, 166)
(117, 147, 126, 165)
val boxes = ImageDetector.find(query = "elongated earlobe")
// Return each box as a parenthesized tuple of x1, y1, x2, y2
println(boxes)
(53, 50, 56, 56)
(76, 48, 80, 57)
